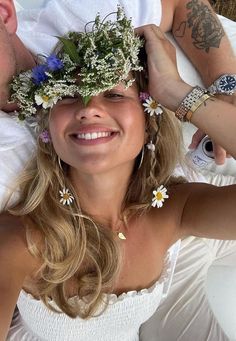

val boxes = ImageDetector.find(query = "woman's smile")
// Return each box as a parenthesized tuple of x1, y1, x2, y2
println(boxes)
(70, 130, 119, 146)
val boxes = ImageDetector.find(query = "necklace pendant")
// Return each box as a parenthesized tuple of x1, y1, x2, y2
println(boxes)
(118, 232, 126, 240)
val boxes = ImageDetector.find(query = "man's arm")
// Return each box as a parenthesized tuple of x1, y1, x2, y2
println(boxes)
(165, 0, 236, 87)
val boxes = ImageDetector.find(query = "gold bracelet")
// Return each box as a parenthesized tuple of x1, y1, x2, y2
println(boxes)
(185, 93, 213, 122)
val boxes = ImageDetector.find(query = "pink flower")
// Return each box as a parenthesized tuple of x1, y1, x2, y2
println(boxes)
(39, 130, 51, 143)
(139, 92, 150, 102)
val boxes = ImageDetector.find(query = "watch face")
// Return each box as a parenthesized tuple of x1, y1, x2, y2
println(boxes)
(219, 75, 236, 92)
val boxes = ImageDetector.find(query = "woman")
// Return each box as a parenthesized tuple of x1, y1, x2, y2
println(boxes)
(1, 10, 236, 341)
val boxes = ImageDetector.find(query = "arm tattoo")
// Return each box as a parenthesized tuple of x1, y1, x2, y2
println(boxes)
(174, 21, 187, 38)
(174, 0, 225, 53)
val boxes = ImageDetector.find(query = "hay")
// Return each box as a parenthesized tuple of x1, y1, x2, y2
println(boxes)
(209, 0, 236, 21)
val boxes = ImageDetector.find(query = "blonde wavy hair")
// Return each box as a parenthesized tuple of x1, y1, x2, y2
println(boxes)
(9, 67, 185, 319)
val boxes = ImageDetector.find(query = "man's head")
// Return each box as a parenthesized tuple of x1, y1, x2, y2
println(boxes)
(0, 0, 18, 106)
(0, 0, 35, 108)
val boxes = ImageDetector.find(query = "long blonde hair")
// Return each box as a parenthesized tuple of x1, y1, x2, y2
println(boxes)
(9, 71, 185, 319)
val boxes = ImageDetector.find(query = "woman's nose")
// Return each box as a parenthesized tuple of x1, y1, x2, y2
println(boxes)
(75, 97, 105, 120)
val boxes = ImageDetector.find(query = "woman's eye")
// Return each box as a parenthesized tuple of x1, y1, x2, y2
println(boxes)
(105, 92, 124, 99)
(60, 96, 80, 104)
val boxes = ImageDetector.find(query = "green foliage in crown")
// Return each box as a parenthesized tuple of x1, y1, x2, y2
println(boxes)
(10, 7, 143, 121)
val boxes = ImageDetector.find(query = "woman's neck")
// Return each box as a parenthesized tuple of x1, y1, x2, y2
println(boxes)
(69, 165, 133, 228)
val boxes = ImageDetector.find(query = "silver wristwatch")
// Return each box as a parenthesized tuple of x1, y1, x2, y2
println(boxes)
(208, 74, 236, 95)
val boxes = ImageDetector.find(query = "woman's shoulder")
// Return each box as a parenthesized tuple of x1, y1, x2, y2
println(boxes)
(148, 182, 209, 239)
(0, 213, 41, 276)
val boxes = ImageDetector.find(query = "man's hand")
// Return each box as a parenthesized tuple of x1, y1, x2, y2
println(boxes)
(189, 128, 231, 165)
(135, 25, 192, 111)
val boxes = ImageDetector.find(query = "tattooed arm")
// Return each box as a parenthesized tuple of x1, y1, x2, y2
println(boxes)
(162, 0, 236, 86)
(161, 0, 236, 164)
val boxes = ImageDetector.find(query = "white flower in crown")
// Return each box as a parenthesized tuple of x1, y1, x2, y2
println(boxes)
(143, 96, 163, 116)
(151, 185, 169, 208)
(59, 188, 74, 206)
(35, 94, 59, 109)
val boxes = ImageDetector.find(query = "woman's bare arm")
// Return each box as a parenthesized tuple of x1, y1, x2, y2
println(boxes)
(0, 214, 37, 339)
(170, 182, 236, 240)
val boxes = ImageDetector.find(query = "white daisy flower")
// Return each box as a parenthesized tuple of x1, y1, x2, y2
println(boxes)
(59, 188, 74, 206)
(35, 94, 58, 109)
(143, 96, 163, 116)
(151, 185, 169, 208)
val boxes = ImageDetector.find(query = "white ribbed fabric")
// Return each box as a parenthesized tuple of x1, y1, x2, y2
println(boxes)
(16, 0, 162, 56)
(7, 240, 180, 341)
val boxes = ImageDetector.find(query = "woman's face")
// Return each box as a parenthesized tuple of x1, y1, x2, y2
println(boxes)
(49, 82, 145, 175)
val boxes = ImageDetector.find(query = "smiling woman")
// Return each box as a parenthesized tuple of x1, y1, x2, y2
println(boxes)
(6, 8, 184, 330)
(2, 7, 236, 341)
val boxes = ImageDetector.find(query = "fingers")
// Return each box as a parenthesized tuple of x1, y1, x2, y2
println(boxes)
(188, 130, 231, 165)
(135, 24, 176, 60)
(188, 129, 205, 149)
(135, 24, 166, 40)
(212, 142, 227, 165)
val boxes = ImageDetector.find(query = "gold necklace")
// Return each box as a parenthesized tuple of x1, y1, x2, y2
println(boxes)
(117, 231, 126, 240)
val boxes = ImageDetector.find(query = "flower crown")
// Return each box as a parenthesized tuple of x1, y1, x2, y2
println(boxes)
(10, 7, 143, 121)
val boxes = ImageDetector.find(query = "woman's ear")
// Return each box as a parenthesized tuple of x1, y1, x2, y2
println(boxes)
(0, 0, 17, 34)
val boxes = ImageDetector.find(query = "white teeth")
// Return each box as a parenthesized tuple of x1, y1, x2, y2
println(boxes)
(76, 131, 112, 140)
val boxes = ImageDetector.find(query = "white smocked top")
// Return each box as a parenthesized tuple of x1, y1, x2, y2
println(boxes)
(7, 241, 180, 341)
(7, 240, 180, 341)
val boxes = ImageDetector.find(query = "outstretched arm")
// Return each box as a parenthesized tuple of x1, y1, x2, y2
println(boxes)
(0, 215, 38, 339)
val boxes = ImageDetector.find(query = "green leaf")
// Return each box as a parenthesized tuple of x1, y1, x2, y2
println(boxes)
(82, 95, 91, 106)
(57, 37, 80, 63)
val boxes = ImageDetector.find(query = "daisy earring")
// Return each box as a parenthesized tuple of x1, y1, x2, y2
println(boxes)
(151, 185, 169, 208)
(59, 188, 74, 206)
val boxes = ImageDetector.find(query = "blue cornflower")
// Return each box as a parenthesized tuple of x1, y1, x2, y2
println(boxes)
(46, 55, 64, 71)
(32, 65, 48, 85)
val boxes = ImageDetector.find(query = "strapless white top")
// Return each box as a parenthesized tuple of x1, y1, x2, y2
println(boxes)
(7, 240, 180, 341)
